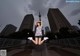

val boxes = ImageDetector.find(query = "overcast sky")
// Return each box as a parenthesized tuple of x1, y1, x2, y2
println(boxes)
(0, 0, 80, 32)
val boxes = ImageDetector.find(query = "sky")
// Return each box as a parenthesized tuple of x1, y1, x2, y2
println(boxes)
(0, 0, 80, 32)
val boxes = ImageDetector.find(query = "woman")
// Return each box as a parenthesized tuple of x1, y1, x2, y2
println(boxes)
(28, 21, 48, 45)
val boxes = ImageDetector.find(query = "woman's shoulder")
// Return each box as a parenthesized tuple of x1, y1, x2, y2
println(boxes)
(37, 26, 41, 28)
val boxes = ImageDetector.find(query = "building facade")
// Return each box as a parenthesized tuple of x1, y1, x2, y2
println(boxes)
(19, 14, 34, 31)
(0, 24, 17, 36)
(72, 25, 80, 31)
(47, 8, 73, 33)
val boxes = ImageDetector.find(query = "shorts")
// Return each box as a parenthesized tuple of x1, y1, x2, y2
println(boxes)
(35, 35, 42, 38)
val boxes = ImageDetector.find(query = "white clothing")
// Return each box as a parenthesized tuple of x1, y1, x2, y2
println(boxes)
(35, 26, 42, 36)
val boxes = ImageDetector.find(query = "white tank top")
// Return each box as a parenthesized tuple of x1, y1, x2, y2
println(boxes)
(35, 26, 42, 36)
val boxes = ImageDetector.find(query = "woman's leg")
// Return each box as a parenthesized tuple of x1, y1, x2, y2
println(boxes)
(38, 38, 45, 45)
(38, 38, 41, 45)
(38, 37, 49, 45)
(32, 37, 38, 45)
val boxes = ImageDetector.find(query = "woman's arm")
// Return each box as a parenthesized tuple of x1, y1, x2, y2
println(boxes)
(40, 21, 42, 28)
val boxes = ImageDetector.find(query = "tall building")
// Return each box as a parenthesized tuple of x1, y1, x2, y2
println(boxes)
(72, 25, 80, 31)
(18, 14, 34, 47)
(0, 24, 17, 36)
(19, 14, 34, 31)
(47, 8, 73, 33)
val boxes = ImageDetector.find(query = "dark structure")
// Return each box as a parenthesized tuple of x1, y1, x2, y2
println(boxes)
(0, 24, 17, 36)
(72, 25, 80, 31)
(45, 26, 50, 33)
(78, 20, 80, 25)
(39, 12, 41, 21)
(47, 8, 73, 33)
(19, 14, 34, 31)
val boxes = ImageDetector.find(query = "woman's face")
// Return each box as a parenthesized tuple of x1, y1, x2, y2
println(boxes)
(37, 22, 40, 26)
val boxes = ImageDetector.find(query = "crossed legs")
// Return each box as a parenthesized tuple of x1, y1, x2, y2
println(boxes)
(38, 38, 45, 45)
(32, 38, 38, 45)
(28, 37, 48, 45)
(31, 37, 45, 45)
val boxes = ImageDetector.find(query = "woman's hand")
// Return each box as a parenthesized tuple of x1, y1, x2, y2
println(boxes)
(35, 21, 43, 27)
(40, 21, 42, 27)
(35, 21, 37, 26)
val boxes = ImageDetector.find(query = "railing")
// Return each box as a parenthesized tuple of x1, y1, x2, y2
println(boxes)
(0, 38, 27, 49)
(49, 37, 80, 48)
